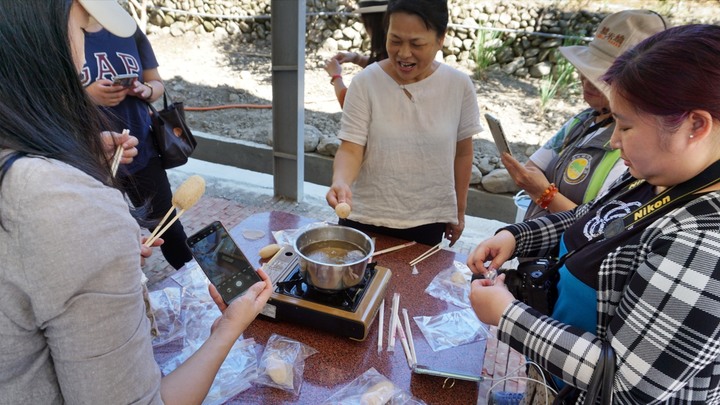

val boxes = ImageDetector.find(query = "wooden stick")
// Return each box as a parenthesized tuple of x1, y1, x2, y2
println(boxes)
(110, 145, 123, 177)
(372, 241, 417, 259)
(144, 208, 185, 247)
(395, 311, 413, 369)
(110, 129, 129, 177)
(144, 205, 177, 247)
(377, 299, 385, 354)
(409, 246, 442, 266)
(403, 308, 417, 365)
(387, 293, 400, 352)
(409, 242, 443, 266)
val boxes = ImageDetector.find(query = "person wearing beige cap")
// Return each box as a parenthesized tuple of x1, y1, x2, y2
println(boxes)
(502, 9, 668, 222)
(470, 23, 720, 403)
(0, 1, 273, 403)
(323, 0, 389, 107)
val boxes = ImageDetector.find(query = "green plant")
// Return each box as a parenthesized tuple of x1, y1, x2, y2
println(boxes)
(472, 28, 503, 79)
(539, 56, 576, 111)
(538, 37, 584, 112)
(656, 0, 680, 19)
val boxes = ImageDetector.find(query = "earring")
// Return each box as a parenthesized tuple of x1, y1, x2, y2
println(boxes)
(690, 135, 695, 138)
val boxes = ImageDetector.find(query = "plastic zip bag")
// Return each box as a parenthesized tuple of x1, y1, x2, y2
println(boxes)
(252, 333, 318, 395)
(424, 261, 474, 309)
(414, 308, 490, 352)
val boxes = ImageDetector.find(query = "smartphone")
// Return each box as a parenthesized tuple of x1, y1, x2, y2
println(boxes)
(484, 113, 512, 156)
(112, 73, 138, 88)
(187, 221, 262, 304)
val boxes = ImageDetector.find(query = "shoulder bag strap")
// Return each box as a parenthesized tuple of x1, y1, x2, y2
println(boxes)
(584, 342, 614, 405)
(133, 29, 170, 111)
(600, 344, 615, 405)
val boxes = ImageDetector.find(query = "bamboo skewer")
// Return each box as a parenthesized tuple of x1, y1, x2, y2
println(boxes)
(148, 206, 179, 245)
(387, 293, 400, 352)
(372, 241, 417, 259)
(145, 209, 186, 247)
(144, 175, 205, 247)
(395, 311, 414, 369)
(377, 299, 385, 354)
(402, 308, 417, 365)
(408, 241, 443, 266)
(145, 205, 176, 247)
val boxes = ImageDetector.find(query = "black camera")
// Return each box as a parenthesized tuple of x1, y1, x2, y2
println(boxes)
(503, 258, 557, 315)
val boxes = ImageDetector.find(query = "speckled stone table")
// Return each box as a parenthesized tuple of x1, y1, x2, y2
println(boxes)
(155, 211, 525, 404)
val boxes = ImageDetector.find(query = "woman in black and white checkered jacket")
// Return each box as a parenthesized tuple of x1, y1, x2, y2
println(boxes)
(468, 24, 720, 404)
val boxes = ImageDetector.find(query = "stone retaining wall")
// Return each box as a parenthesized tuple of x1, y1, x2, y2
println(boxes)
(142, 0, 717, 78)
(138, 0, 719, 197)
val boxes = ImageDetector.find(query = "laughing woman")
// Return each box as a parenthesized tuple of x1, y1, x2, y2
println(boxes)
(326, 0, 482, 247)
(468, 24, 720, 403)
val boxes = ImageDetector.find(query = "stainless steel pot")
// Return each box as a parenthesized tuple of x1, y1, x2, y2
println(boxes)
(293, 225, 374, 291)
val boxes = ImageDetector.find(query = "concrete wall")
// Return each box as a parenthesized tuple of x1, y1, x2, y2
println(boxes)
(192, 131, 518, 222)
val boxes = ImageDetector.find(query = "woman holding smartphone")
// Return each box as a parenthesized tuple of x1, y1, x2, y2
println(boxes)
(0, 1, 273, 403)
(81, 6, 192, 271)
(469, 24, 720, 403)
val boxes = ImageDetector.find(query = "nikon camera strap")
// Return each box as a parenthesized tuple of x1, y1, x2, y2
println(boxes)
(554, 159, 720, 269)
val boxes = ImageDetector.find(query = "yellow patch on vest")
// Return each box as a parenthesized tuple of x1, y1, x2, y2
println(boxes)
(566, 157, 589, 182)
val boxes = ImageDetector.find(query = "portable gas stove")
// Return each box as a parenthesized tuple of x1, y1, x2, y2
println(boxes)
(260, 245, 391, 341)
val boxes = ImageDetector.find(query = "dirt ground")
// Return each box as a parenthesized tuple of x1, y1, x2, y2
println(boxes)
(149, 31, 585, 160)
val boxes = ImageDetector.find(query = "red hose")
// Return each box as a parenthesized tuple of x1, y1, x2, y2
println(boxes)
(184, 104, 272, 111)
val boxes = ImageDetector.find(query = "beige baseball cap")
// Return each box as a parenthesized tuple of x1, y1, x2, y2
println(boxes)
(356, 0, 388, 14)
(77, 0, 137, 38)
(559, 9, 667, 93)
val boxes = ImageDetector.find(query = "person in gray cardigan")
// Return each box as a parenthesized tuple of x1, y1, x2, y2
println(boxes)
(0, 1, 272, 404)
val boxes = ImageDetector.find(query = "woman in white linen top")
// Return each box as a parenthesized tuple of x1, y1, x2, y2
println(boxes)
(326, 0, 482, 247)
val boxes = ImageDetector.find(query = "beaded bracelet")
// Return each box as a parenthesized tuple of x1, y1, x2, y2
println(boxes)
(535, 183, 558, 209)
(330, 74, 342, 85)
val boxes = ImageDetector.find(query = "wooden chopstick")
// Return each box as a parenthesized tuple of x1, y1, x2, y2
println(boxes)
(110, 129, 129, 177)
(372, 241, 417, 258)
(377, 299, 385, 354)
(387, 293, 400, 351)
(110, 145, 123, 177)
(408, 241, 443, 266)
(409, 246, 441, 266)
(402, 308, 417, 365)
(395, 311, 414, 369)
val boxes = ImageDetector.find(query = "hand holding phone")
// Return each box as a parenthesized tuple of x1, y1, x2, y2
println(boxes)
(187, 221, 263, 304)
(484, 113, 512, 156)
(112, 73, 138, 88)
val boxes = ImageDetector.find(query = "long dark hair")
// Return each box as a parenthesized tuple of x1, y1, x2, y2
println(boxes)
(0, 0, 113, 189)
(361, 11, 388, 63)
(603, 24, 720, 133)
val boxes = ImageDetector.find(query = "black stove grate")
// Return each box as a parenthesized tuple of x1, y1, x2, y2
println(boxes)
(275, 262, 377, 312)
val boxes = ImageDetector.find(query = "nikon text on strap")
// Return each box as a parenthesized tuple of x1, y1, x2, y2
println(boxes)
(559, 159, 720, 267)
